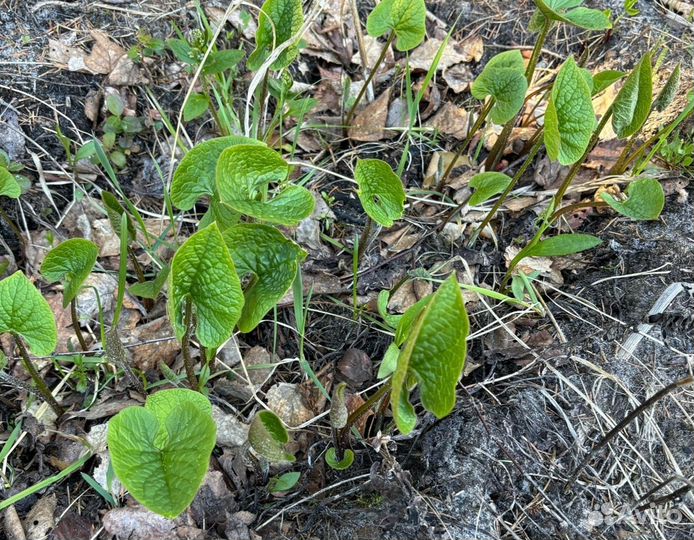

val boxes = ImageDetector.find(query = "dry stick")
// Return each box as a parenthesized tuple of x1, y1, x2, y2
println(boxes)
(14, 336, 64, 417)
(339, 380, 392, 442)
(356, 215, 373, 261)
(345, 33, 395, 128)
(565, 375, 694, 490)
(349, 0, 375, 102)
(549, 200, 609, 223)
(70, 299, 88, 352)
(181, 296, 199, 390)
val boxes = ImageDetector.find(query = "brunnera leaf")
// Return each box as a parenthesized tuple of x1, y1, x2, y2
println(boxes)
(202, 49, 245, 75)
(41, 239, 99, 308)
(183, 93, 210, 122)
(391, 275, 469, 435)
(592, 70, 625, 96)
(468, 172, 512, 207)
(600, 178, 664, 221)
(524, 233, 602, 257)
(222, 224, 306, 333)
(249, 410, 295, 462)
(269, 471, 301, 494)
(0, 168, 21, 199)
(107, 389, 216, 519)
(247, 0, 304, 71)
(325, 448, 355, 471)
(544, 56, 596, 165)
(171, 136, 264, 211)
(534, 0, 612, 30)
(366, 0, 426, 52)
(0, 272, 57, 356)
(168, 223, 244, 350)
(128, 264, 170, 300)
(354, 159, 406, 228)
(216, 145, 315, 226)
(471, 50, 528, 125)
(612, 53, 653, 139)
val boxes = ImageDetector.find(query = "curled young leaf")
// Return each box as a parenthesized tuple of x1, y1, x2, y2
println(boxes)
(222, 224, 306, 333)
(329, 382, 349, 429)
(534, 0, 612, 30)
(600, 178, 664, 221)
(366, 0, 426, 52)
(471, 51, 528, 125)
(377, 342, 400, 379)
(391, 275, 469, 435)
(544, 56, 596, 165)
(216, 145, 315, 225)
(524, 233, 602, 257)
(468, 172, 513, 207)
(168, 223, 244, 350)
(0, 272, 57, 356)
(107, 389, 216, 519)
(171, 136, 263, 211)
(249, 410, 295, 462)
(0, 168, 21, 199)
(248, 0, 304, 71)
(612, 53, 653, 139)
(41, 239, 99, 308)
(653, 64, 681, 113)
(325, 448, 355, 471)
(354, 159, 406, 228)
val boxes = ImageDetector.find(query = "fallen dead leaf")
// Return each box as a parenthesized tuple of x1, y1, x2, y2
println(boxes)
(4, 506, 25, 540)
(348, 88, 391, 141)
(424, 151, 472, 189)
(85, 30, 125, 74)
(380, 226, 419, 254)
(337, 348, 373, 387)
(351, 35, 394, 69)
(103, 507, 190, 540)
(425, 102, 469, 139)
(389, 278, 433, 313)
(409, 36, 483, 72)
(24, 494, 56, 540)
(505, 245, 563, 285)
(266, 383, 314, 427)
(127, 317, 179, 371)
(443, 63, 474, 93)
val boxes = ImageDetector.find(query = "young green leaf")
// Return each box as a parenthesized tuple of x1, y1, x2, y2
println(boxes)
(471, 51, 528, 125)
(377, 290, 402, 329)
(41, 239, 99, 308)
(0, 168, 21, 199)
(168, 223, 244, 350)
(366, 0, 426, 52)
(171, 136, 264, 211)
(268, 471, 300, 494)
(395, 295, 431, 346)
(377, 342, 400, 379)
(354, 159, 406, 228)
(183, 93, 210, 122)
(249, 410, 295, 462)
(653, 64, 681, 113)
(524, 233, 602, 257)
(107, 389, 216, 519)
(468, 172, 512, 207)
(325, 448, 355, 470)
(624, 0, 639, 16)
(202, 49, 245, 75)
(222, 224, 306, 333)
(544, 56, 596, 165)
(592, 70, 625, 95)
(247, 0, 304, 71)
(534, 0, 612, 30)
(216, 145, 314, 225)
(391, 275, 469, 435)
(612, 53, 653, 139)
(0, 272, 57, 356)
(128, 264, 170, 300)
(600, 178, 664, 221)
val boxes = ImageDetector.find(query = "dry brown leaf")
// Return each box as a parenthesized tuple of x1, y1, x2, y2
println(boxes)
(46, 293, 81, 353)
(424, 151, 472, 189)
(24, 494, 56, 540)
(348, 87, 391, 141)
(127, 317, 179, 371)
(85, 31, 126, 74)
(425, 102, 469, 139)
(337, 348, 373, 387)
(409, 36, 483, 72)
(443, 63, 474, 93)
(351, 35, 394, 69)
(266, 383, 314, 427)
(108, 55, 148, 86)
(380, 225, 419, 254)
(389, 278, 433, 313)
(205, 6, 258, 39)
(504, 245, 563, 285)
(103, 507, 195, 540)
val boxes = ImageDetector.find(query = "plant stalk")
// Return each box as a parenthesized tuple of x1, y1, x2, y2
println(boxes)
(356, 215, 373, 262)
(70, 299, 89, 352)
(181, 296, 199, 391)
(14, 336, 64, 417)
(340, 380, 392, 438)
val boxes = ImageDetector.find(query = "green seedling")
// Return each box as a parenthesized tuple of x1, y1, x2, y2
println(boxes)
(249, 410, 295, 462)
(269, 472, 300, 495)
(0, 150, 30, 199)
(658, 131, 694, 169)
(0, 272, 62, 415)
(248, 0, 304, 71)
(41, 239, 99, 352)
(107, 389, 216, 518)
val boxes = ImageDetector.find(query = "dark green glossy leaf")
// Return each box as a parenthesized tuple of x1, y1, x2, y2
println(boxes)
(600, 178, 664, 220)
(354, 159, 406, 227)
(468, 172, 512, 207)
(41, 239, 99, 307)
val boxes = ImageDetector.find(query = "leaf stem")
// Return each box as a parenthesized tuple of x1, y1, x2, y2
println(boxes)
(14, 335, 64, 417)
(181, 296, 199, 391)
(356, 215, 373, 262)
(340, 380, 392, 439)
(70, 299, 89, 352)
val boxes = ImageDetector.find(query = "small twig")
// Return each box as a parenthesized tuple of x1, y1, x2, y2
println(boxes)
(14, 336, 64, 417)
(70, 299, 89, 352)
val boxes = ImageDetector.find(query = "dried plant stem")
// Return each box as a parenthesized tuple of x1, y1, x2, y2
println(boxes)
(341, 380, 392, 438)
(70, 299, 88, 352)
(181, 296, 199, 391)
(14, 336, 64, 417)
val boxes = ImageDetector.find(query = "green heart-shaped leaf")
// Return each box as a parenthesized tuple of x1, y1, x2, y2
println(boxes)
(247, 0, 304, 71)
(269, 471, 300, 494)
(545, 56, 596, 165)
(107, 389, 216, 519)
(354, 159, 406, 228)
(171, 136, 264, 211)
(366, 0, 426, 52)
(325, 448, 355, 471)
(0, 168, 21, 199)
(525, 233, 602, 257)
(41, 239, 99, 307)
(249, 410, 295, 462)
(600, 178, 664, 221)
(0, 272, 57, 356)
(222, 224, 306, 333)
(216, 145, 314, 225)
(183, 93, 210, 122)
(468, 172, 513, 207)
(612, 53, 653, 139)
(471, 51, 528, 125)
(392, 275, 469, 435)
(202, 49, 245, 75)
(168, 223, 244, 350)
(533, 0, 612, 30)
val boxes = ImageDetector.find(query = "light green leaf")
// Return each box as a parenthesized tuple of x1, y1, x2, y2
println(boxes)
(183, 93, 210, 122)
(471, 51, 528, 125)
(534, 0, 612, 30)
(202, 49, 245, 75)
(129, 265, 170, 300)
(0, 272, 57, 356)
(216, 145, 314, 225)
(107, 389, 216, 519)
(249, 410, 295, 462)
(395, 295, 431, 346)
(600, 178, 664, 221)
(377, 290, 402, 329)
(171, 136, 264, 211)
(354, 159, 406, 228)
(168, 223, 244, 349)
(269, 471, 300, 494)
(468, 172, 512, 207)
(377, 342, 400, 379)
(653, 64, 680, 113)
(325, 448, 355, 471)
(545, 56, 596, 165)
(0, 168, 21, 199)
(248, 0, 304, 71)
(612, 53, 653, 139)
(366, 0, 426, 52)
(592, 70, 625, 95)
(391, 275, 469, 435)
(525, 234, 602, 257)
(41, 239, 99, 308)
(222, 224, 306, 333)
